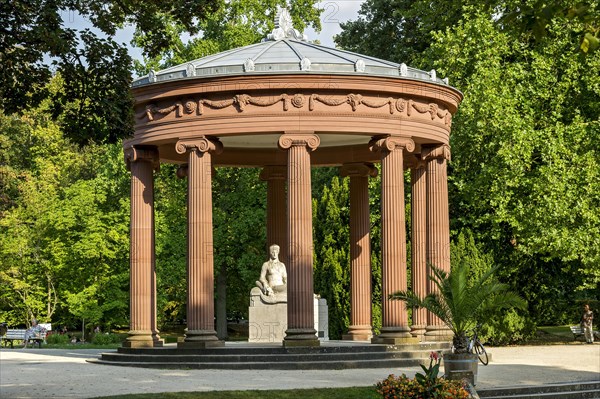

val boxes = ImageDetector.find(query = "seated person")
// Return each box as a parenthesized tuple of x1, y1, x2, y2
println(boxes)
(23, 319, 45, 348)
(256, 244, 287, 296)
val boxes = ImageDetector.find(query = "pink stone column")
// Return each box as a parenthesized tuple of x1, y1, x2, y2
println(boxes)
(123, 146, 163, 348)
(340, 163, 377, 341)
(260, 166, 288, 265)
(370, 136, 417, 344)
(410, 158, 428, 341)
(278, 133, 320, 347)
(175, 137, 224, 348)
(423, 145, 453, 340)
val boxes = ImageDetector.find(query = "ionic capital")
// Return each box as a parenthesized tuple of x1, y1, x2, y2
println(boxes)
(175, 136, 223, 155)
(421, 144, 451, 162)
(340, 163, 378, 178)
(369, 135, 415, 154)
(277, 134, 320, 151)
(260, 166, 287, 181)
(124, 146, 159, 171)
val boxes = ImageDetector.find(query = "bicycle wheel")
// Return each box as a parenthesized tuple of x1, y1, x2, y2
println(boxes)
(474, 340, 488, 365)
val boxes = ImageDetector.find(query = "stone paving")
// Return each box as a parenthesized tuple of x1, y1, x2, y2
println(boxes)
(0, 343, 598, 398)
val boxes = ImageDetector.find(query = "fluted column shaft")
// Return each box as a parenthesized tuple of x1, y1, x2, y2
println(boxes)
(341, 163, 377, 341)
(124, 146, 162, 348)
(410, 162, 428, 340)
(176, 137, 224, 348)
(370, 136, 415, 343)
(423, 145, 452, 339)
(260, 166, 288, 265)
(278, 133, 320, 346)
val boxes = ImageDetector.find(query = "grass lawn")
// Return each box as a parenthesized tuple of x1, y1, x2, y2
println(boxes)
(94, 387, 380, 399)
(527, 325, 578, 344)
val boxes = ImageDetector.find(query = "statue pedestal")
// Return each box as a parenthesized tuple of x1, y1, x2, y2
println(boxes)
(248, 287, 328, 343)
(248, 287, 287, 343)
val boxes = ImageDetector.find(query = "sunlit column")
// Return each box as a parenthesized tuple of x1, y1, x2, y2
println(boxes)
(410, 157, 427, 341)
(423, 144, 453, 340)
(176, 137, 224, 348)
(370, 136, 417, 344)
(123, 146, 163, 348)
(278, 133, 320, 347)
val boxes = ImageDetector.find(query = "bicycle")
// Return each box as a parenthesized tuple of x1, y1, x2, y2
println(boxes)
(468, 326, 489, 365)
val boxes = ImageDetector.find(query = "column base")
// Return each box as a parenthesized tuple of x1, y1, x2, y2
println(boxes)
(425, 325, 453, 341)
(284, 328, 320, 347)
(178, 329, 224, 348)
(411, 324, 427, 342)
(123, 330, 162, 348)
(343, 325, 373, 341)
(372, 326, 417, 344)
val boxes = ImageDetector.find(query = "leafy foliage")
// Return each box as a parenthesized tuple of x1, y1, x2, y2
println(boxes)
(376, 370, 470, 399)
(313, 177, 350, 339)
(1, 0, 219, 144)
(451, 230, 535, 344)
(338, 0, 600, 329)
(0, 108, 130, 329)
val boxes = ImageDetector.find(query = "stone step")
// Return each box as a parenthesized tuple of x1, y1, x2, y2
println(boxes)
(88, 357, 428, 370)
(93, 341, 453, 370)
(116, 342, 450, 356)
(478, 381, 600, 399)
(98, 350, 431, 364)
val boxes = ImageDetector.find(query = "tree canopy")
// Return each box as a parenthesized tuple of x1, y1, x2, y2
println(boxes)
(1, 0, 219, 144)
(336, 0, 600, 326)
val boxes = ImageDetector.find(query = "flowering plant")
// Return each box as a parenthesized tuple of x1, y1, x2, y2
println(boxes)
(375, 352, 470, 399)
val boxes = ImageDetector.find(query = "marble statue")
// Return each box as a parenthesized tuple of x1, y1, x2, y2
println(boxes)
(248, 244, 329, 343)
(256, 244, 287, 296)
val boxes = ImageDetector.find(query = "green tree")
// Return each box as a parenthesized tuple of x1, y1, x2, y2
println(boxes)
(313, 176, 351, 339)
(1, 0, 219, 144)
(451, 229, 535, 344)
(426, 8, 600, 288)
(0, 105, 131, 328)
(338, 1, 600, 326)
(213, 167, 266, 337)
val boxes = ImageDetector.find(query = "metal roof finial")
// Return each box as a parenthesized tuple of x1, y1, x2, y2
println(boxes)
(265, 6, 308, 42)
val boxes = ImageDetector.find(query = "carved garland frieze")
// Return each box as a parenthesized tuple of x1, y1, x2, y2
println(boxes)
(140, 93, 452, 126)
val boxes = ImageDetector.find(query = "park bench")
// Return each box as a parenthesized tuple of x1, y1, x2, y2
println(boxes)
(570, 325, 585, 340)
(1, 323, 51, 348)
(570, 325, 599, 341)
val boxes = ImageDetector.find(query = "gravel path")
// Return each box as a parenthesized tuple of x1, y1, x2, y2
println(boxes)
(0, 343, 598, 398)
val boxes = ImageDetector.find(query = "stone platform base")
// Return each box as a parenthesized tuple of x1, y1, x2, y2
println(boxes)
(177, 340, 225, 349)
(91, 341, 452, 369)
(283, 339, 320, 348)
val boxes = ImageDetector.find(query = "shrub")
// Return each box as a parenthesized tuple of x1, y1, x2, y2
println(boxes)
(481, 308, 536, 345)
(46, 333, 70, 345)
(91, 333, 123, 345)
(375, 352, 470, 399)
(376, 374, 470, 399)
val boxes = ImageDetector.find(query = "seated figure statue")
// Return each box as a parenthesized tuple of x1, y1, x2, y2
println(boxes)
(255, 244, 287, 297)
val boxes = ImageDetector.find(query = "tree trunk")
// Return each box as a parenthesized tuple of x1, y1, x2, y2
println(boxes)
(216, 263, 228, 340)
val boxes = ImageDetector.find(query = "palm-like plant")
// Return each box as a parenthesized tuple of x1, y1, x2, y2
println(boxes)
(390, 262, 526, 354)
